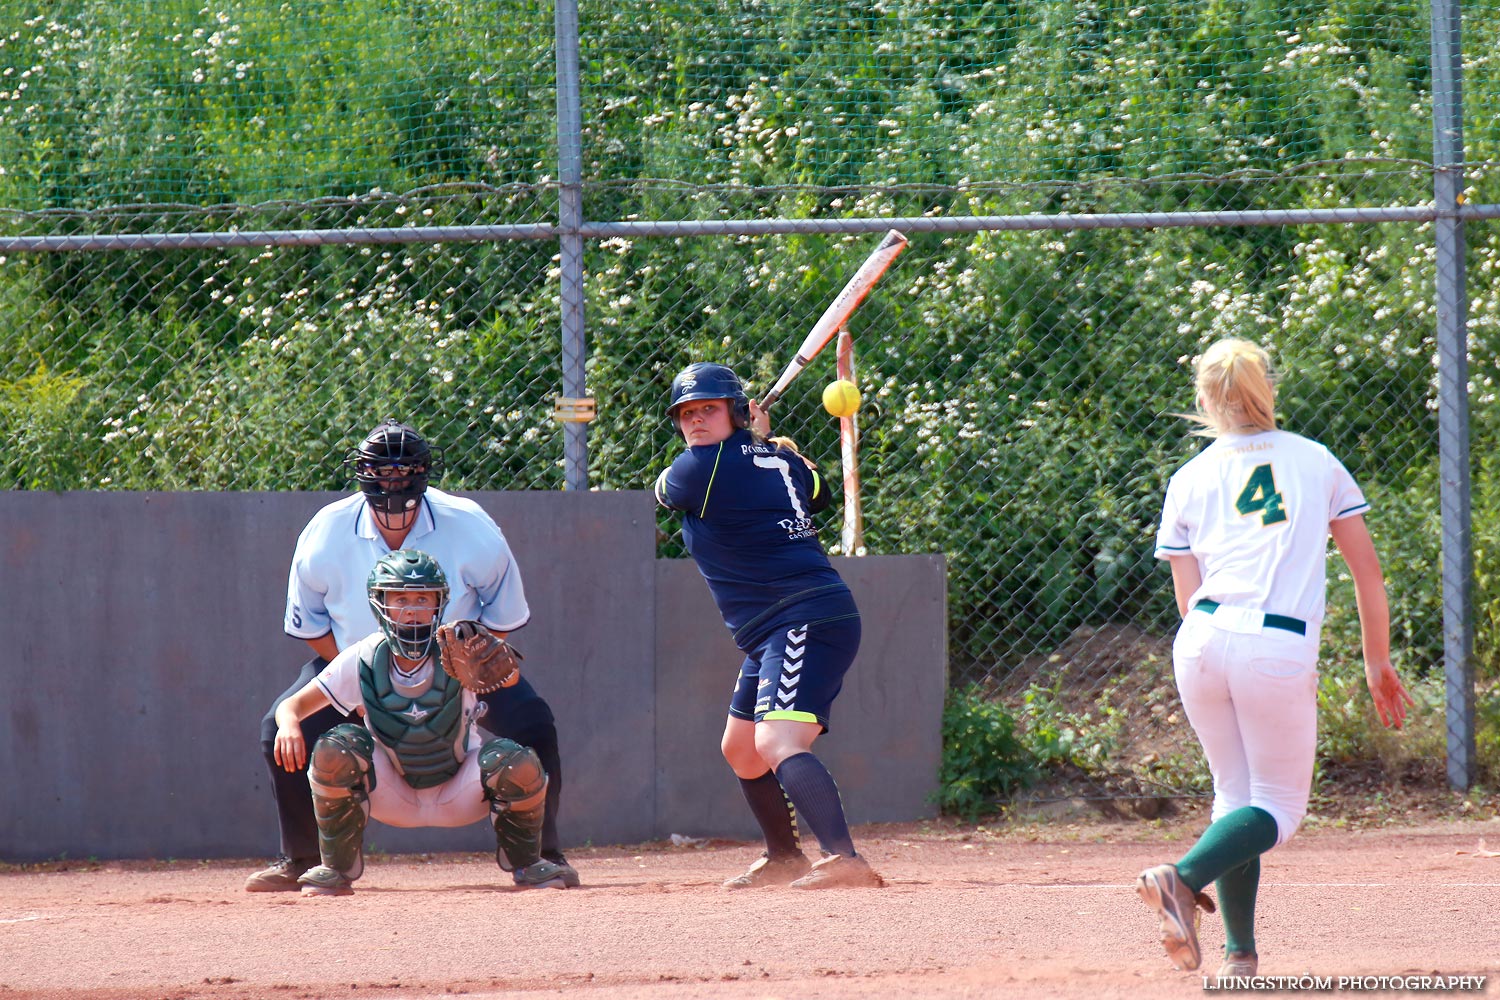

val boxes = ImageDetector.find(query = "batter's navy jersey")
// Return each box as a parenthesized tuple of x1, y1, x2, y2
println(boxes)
(655, 428, 857, 649)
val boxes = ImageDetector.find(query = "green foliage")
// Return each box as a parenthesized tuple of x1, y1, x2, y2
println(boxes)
(0, 360, 89, 489)
(1315, 665, 1446, 786)
(1474, 683, 1500, 783)
(937, 685, 1037, 819)
(0, 2, 554, 207)
(1016, 680, 1123, 775)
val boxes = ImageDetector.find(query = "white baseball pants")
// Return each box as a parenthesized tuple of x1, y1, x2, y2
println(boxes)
(1172, 607, 1320, 845)
(367, 742, 491, 828)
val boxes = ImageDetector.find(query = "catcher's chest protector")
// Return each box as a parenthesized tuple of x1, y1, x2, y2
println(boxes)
(358, 642, 467, 788)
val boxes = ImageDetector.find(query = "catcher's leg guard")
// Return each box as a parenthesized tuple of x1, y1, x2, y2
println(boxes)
(510, 720, 565, 861)
(479, 737, 548, 872)
(307, 723, 375, 881)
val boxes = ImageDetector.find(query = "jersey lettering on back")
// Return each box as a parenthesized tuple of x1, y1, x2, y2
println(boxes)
(656, 429, 851, 647)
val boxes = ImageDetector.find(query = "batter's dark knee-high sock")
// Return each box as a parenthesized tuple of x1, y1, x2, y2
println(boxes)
(774, 752, 856, 858)
(1215, 856, 1261, 956)
(1174, 805, 1278, 892)
(737, 771, 802, 858)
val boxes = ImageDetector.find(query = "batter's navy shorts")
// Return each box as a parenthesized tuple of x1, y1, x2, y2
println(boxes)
(729, 614, 861, 733)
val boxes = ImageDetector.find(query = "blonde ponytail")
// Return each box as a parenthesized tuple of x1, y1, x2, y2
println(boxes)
(1182, 338, 1278, 437)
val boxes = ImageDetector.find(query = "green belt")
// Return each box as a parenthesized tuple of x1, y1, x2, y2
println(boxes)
(1193, 599, 1307, 636)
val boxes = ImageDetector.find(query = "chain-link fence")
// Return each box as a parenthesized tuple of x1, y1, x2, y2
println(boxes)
(4, 0, 1497, 804)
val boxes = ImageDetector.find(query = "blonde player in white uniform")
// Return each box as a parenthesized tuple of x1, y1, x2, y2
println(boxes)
(1135, 338, 1413, 980)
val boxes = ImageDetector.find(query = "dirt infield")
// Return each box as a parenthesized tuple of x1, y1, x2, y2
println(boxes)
(3, 815, 1498, 1000)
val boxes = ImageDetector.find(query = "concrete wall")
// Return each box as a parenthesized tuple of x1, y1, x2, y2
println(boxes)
(2, 491, 944, 861)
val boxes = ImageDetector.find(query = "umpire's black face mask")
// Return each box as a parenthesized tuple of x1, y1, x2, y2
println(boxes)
(359, 463, 428, 531)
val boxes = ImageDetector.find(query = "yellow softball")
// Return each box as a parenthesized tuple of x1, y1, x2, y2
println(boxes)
(822, 379, 861, 418)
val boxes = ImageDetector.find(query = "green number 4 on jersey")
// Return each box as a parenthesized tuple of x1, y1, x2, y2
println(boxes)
(1236, 463, 1287, 525)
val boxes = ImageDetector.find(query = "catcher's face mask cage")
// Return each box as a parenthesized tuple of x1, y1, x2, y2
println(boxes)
(367, 549, 451, 660)
(346, 419, 443, 525)
(667, 362, 751, 429)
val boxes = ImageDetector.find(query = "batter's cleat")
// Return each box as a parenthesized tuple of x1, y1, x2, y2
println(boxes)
(789, 853, 884, 889)
(542, 853, 581, 888)
(1216, 951, 1258, 982)
(297, 865, 355, 897)
(513, 859, 570, 890)
(244, 855, 316, 892)
(1135, 863, 1215, 971)
(722, 852, 811, 889)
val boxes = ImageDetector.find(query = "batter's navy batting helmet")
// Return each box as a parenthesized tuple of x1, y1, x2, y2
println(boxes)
(667, 362, 751, 428)
(347, 419, 441, 523)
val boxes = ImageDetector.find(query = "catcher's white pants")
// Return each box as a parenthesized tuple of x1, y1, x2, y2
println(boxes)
(367, 743, 490, 828)
(1173, 608, 1320, 846)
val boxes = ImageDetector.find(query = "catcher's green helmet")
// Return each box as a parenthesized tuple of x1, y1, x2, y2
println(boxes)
(367, 549, 450, 660)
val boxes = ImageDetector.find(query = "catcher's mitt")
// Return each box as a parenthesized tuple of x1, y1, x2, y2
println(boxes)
(435, 620, 522, 694)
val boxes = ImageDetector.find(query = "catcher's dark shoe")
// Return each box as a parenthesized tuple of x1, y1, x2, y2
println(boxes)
(1216, 951, 1258, 982)
(789, 853, 884, 889)
(297, 865, 355, 897)
(513, 859, 570, 890)
(1135, 863, 1216, 971)
(723, 852, 812, 889)
(244, 855, 315, 892)
(540, 853, 581, 888)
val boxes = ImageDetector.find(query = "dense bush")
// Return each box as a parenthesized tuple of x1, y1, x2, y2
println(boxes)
(937, 686, 1037, 819)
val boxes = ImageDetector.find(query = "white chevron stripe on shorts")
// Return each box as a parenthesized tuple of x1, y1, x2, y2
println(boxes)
(776, 625, 808, 710)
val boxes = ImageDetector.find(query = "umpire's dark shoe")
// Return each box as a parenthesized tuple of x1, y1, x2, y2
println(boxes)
(244, 855, 315, 892)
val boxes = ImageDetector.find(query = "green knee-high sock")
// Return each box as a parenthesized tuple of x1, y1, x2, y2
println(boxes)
(1174, 805, 1278, 892)
(1215, 856, 1260, 956)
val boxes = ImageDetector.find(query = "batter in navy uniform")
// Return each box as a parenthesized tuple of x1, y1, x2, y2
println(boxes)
(654, 362, 882, 890)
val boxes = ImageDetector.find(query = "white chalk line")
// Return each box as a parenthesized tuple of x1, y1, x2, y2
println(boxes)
(1009, 882, 1500, 889)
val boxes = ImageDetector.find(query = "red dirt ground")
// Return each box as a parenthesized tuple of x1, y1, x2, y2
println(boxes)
(3, 815, 1498, 1000)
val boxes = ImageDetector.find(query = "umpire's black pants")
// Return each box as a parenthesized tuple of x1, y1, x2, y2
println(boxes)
(259, 657, 567, 863)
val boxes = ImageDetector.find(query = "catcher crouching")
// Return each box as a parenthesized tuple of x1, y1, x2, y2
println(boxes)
(271, 548, 569, 895)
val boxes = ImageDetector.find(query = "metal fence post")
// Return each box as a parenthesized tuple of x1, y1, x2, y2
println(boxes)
(556, 0, 588, 490)
(1431, 0, 1475, 790)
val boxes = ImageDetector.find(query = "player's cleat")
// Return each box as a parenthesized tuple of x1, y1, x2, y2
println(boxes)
(541, 855, 581, 888)
(513, 859, 571, 890)
(1135, 863, 1215, 971)
(297, 865, 355, 897)
(244, 855, 315, 892)
(722, 852, 811, 889)
(1216, 951, 1258, 981)
(788, 853, 884, 889)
